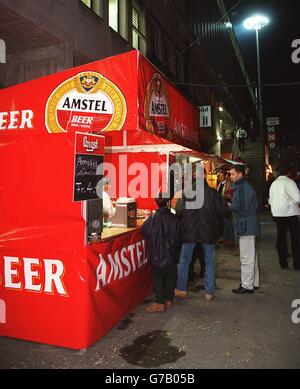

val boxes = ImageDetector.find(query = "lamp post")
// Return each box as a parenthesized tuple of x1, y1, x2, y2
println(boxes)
(243, 15, 269, 208)
(243, 14, 269, 134)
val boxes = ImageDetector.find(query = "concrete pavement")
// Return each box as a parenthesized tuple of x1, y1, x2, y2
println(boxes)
(0, 212, 299, 369)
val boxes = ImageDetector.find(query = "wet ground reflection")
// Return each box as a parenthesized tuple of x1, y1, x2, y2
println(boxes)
(119, 330, 185, 368)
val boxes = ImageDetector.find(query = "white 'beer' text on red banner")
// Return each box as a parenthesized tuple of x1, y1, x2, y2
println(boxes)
(0, 110, 34, 130)
(0, 256, 68, 296)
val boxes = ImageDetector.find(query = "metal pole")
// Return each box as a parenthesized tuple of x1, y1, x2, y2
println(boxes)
(256, 28, 266, 205)
(255, 28, 263, 134)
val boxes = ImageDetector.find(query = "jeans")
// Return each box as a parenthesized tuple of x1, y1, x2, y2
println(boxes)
(176, 243, 195, 292)
(176, 243, 216, 295)
(202, 244, 216, 295)
(189, 244, 205, 281)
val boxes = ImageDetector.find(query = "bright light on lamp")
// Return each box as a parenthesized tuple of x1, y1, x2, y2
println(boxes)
(243, 14, 269, 30)
(225, 22, 232, 29)
(219, 106, 224, 112)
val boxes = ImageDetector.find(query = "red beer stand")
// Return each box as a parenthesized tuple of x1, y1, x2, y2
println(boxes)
(0, 50, 204, 349)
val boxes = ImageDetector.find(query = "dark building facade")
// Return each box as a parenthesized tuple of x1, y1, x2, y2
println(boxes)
(0, 0, 263, 186)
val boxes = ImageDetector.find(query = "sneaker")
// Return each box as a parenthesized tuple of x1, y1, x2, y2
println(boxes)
(164, 300, 172, 309)
(145, 303, 165, 313)
(232, 284, 253, 294)
(204, 294, 214, 302)
(254, 286, 259, 290)
(174, 289, 188, 298)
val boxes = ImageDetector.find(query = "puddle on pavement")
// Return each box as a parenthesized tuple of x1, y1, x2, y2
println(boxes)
(119, 330, 185, 367)
(117, 313, 136, 330)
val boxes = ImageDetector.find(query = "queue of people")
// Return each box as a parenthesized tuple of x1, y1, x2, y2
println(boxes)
(104, 162, 300, 313)
(141, 163, 267, 313)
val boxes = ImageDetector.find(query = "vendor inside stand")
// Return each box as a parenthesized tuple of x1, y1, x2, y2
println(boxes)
(101, 177, 141, 241)
(102, 177, 116, 221)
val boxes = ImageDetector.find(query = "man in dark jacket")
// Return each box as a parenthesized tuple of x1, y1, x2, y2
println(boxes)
(230, 164, 260, 294)
(141, 194, 181, 313)
(174, 170, 231, 302)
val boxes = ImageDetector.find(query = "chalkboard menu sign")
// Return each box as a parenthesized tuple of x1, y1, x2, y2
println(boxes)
(74, 154, 103, 201)
(73, 132, 105, 202)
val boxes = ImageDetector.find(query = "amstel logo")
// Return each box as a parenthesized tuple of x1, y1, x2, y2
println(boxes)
(144, 74, 172, 140)
(45, 72, 127, 133)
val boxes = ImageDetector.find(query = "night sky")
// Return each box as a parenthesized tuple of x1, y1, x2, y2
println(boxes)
(225, 0, 300, 139)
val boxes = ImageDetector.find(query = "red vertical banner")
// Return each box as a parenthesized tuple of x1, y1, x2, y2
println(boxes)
(73, 132, 105, 202)
(138, 55, 201, 150)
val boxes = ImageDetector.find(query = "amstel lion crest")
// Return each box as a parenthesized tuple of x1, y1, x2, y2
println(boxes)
(144, 74, 172, 140)
(78, 74, 98, 92)
(45, 71, 127, 133)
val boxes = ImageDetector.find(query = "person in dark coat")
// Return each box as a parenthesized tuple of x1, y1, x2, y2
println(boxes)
(174, 169, 231, 302)
(141, 194, 181, 313)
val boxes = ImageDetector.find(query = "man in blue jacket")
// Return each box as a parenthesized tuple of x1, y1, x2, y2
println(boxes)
(230, 164, 260, 294)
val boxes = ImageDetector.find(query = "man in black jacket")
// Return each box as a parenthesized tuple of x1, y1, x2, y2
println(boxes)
(141, 194, 181, 313)
(174, 169, 231, 302)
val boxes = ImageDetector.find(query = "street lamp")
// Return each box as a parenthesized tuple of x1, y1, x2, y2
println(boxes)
(243, 14, 269, 134)
(243, 14, 269, 208)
